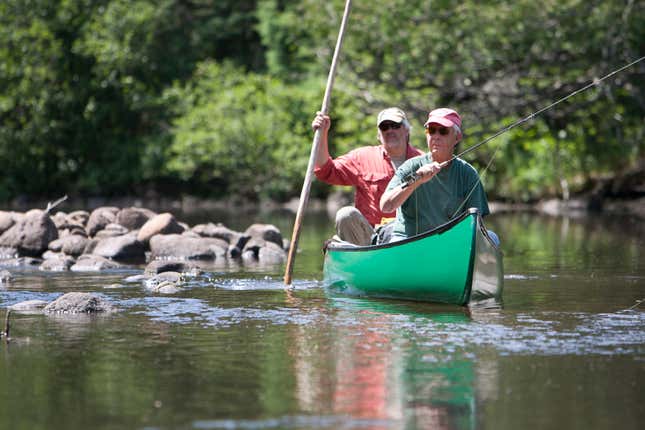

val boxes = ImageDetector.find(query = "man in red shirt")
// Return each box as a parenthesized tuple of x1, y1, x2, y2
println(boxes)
(312, 108, 422, 245)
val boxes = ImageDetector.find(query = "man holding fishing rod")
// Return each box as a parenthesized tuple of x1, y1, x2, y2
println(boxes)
(312, 108, 422, 245)
(380, 108, 496, 243)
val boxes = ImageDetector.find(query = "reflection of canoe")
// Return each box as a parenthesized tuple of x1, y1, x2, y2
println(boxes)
(323, 208, 503, 305)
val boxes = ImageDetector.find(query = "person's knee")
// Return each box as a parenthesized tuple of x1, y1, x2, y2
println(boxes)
(335, 206, 372, 246)
(335, 206, 362, 224)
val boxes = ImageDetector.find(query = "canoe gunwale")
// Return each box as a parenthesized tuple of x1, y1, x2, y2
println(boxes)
(324, 208, 480, 254)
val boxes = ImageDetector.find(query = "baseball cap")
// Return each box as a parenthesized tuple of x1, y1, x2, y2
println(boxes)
(423, 108, 462, 129)
(377, 107, 407, 126)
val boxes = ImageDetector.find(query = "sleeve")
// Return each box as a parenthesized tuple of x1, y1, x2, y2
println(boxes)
(313, 151, 360, 186)
(386, 158, 416, 192)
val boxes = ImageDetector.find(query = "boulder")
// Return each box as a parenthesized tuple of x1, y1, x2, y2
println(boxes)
(70, 254, 122, 272)
(145, 271, 183, 285)
(0, 210, 58, 256)
(244, 224, 283, 248)
(92, 233, 145, 263)
(258, 241, 287, 264)
(123, 274, 148, 283)
(40, 255, 75, 271)
(66, 210, 90, 227)
(94, 223, 129, 239)
(149, 234, 227, 260)
(9, 299, 49, 312)
(145, 260, 192, 275)
(116, 207, 156, 230)
(48, 235, 89, 256)
(145, 272, 183, 294)
(137, 213, 185, 244)
(193, 223, 250, 254)
(86, 207, 119, 237)
(150, 281, 182, 294)
(44, 292, 115, 313)
(0, 211, 16, 234)
(57, 221, 88, 238)
(83, 238, 99, 255)
(0, 247, 18, 259)
(0, 257, 42, 267)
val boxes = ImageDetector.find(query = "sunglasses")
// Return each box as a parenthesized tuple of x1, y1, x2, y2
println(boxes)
(379, 122, 402, 131)
(425, 125, 451, 136)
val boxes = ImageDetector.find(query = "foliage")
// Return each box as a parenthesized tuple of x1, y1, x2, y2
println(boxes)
(0, 0, 643, 203)
(164, 62, 319, 199)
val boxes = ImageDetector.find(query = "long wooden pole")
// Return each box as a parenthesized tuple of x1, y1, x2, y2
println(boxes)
(284, 0, 352, 285)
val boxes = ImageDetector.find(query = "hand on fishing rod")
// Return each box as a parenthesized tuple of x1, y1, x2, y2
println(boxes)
(402, 160, 447, 188)
(415, 161, 445, 182)
(312, 112, 331, 133)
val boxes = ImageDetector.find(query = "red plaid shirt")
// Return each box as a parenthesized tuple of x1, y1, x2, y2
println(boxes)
(314, 144, 422, 226)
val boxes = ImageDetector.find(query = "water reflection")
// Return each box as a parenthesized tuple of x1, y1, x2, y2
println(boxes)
(286, 297, 482, 429)
(0, 212, 644, 430)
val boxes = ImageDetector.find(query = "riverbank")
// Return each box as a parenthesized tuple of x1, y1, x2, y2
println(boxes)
(2, 162, 644, 220)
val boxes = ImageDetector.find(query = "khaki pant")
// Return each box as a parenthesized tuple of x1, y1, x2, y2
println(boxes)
(334, 206, 374, 246)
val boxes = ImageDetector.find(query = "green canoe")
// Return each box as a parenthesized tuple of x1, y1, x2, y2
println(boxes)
(323, 208, 503, 305)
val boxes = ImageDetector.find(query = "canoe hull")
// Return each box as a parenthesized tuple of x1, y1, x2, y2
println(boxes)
(323, 209, 503, 305)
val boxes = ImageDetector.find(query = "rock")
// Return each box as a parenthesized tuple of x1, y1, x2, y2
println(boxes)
(0, 211, 17, 234)
(151, 281, 182, 294)
(145, 271, 183, 285)
(39, 255, 75, 271)
(70, 254, 122, 272)
(241, 237, 264, 255)
(92, 233, 145, 263)
(48, 235, 89, 256)
(86, 207, 119, 237)
(123, 274, 148, 283)
(66, 210, 90, 227)
(94, 223, 129, 238)
(116, 207, 156, 230)
(42, 250, 64, 259)
(83, 238, 99, 255)
(149, 234, 227, 260)
(44, 292, 115, 313)
(0, 269, 12, 283)
(0, 257, 43, 267)
(192, 223, 235, 242)
(241, 249, 258, 263)
(244, 224, 283, 248)
(145, 272, 183, 294)
(137, 213, 185, 244)
(193, 223, 250, 254)
(0, 209, 58, 256)
(9, 299, 49, 312)
(181, 230, 201, 238)
(145, 260, 191, 275)
(0, 247, 18, 259)
(258, 241, 287, 264)
(51, 212, 68, 229)
(57, 222, 88, 238)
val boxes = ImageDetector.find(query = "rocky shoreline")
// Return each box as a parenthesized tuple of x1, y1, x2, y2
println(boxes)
(0, 206, 289, 274)
(0, 206, 294, 315)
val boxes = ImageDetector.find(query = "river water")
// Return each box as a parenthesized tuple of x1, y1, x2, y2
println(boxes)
(0, 210, 643, 430)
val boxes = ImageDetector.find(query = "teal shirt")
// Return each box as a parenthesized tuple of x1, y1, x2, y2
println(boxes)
(386, 154, 489, 238)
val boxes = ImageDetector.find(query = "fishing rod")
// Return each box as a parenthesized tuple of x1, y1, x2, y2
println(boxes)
(402, 55, 645, 188)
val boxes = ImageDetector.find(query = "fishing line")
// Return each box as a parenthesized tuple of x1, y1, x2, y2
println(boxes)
(455, 55, 645, 160)
(402, 55, 645, 190)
